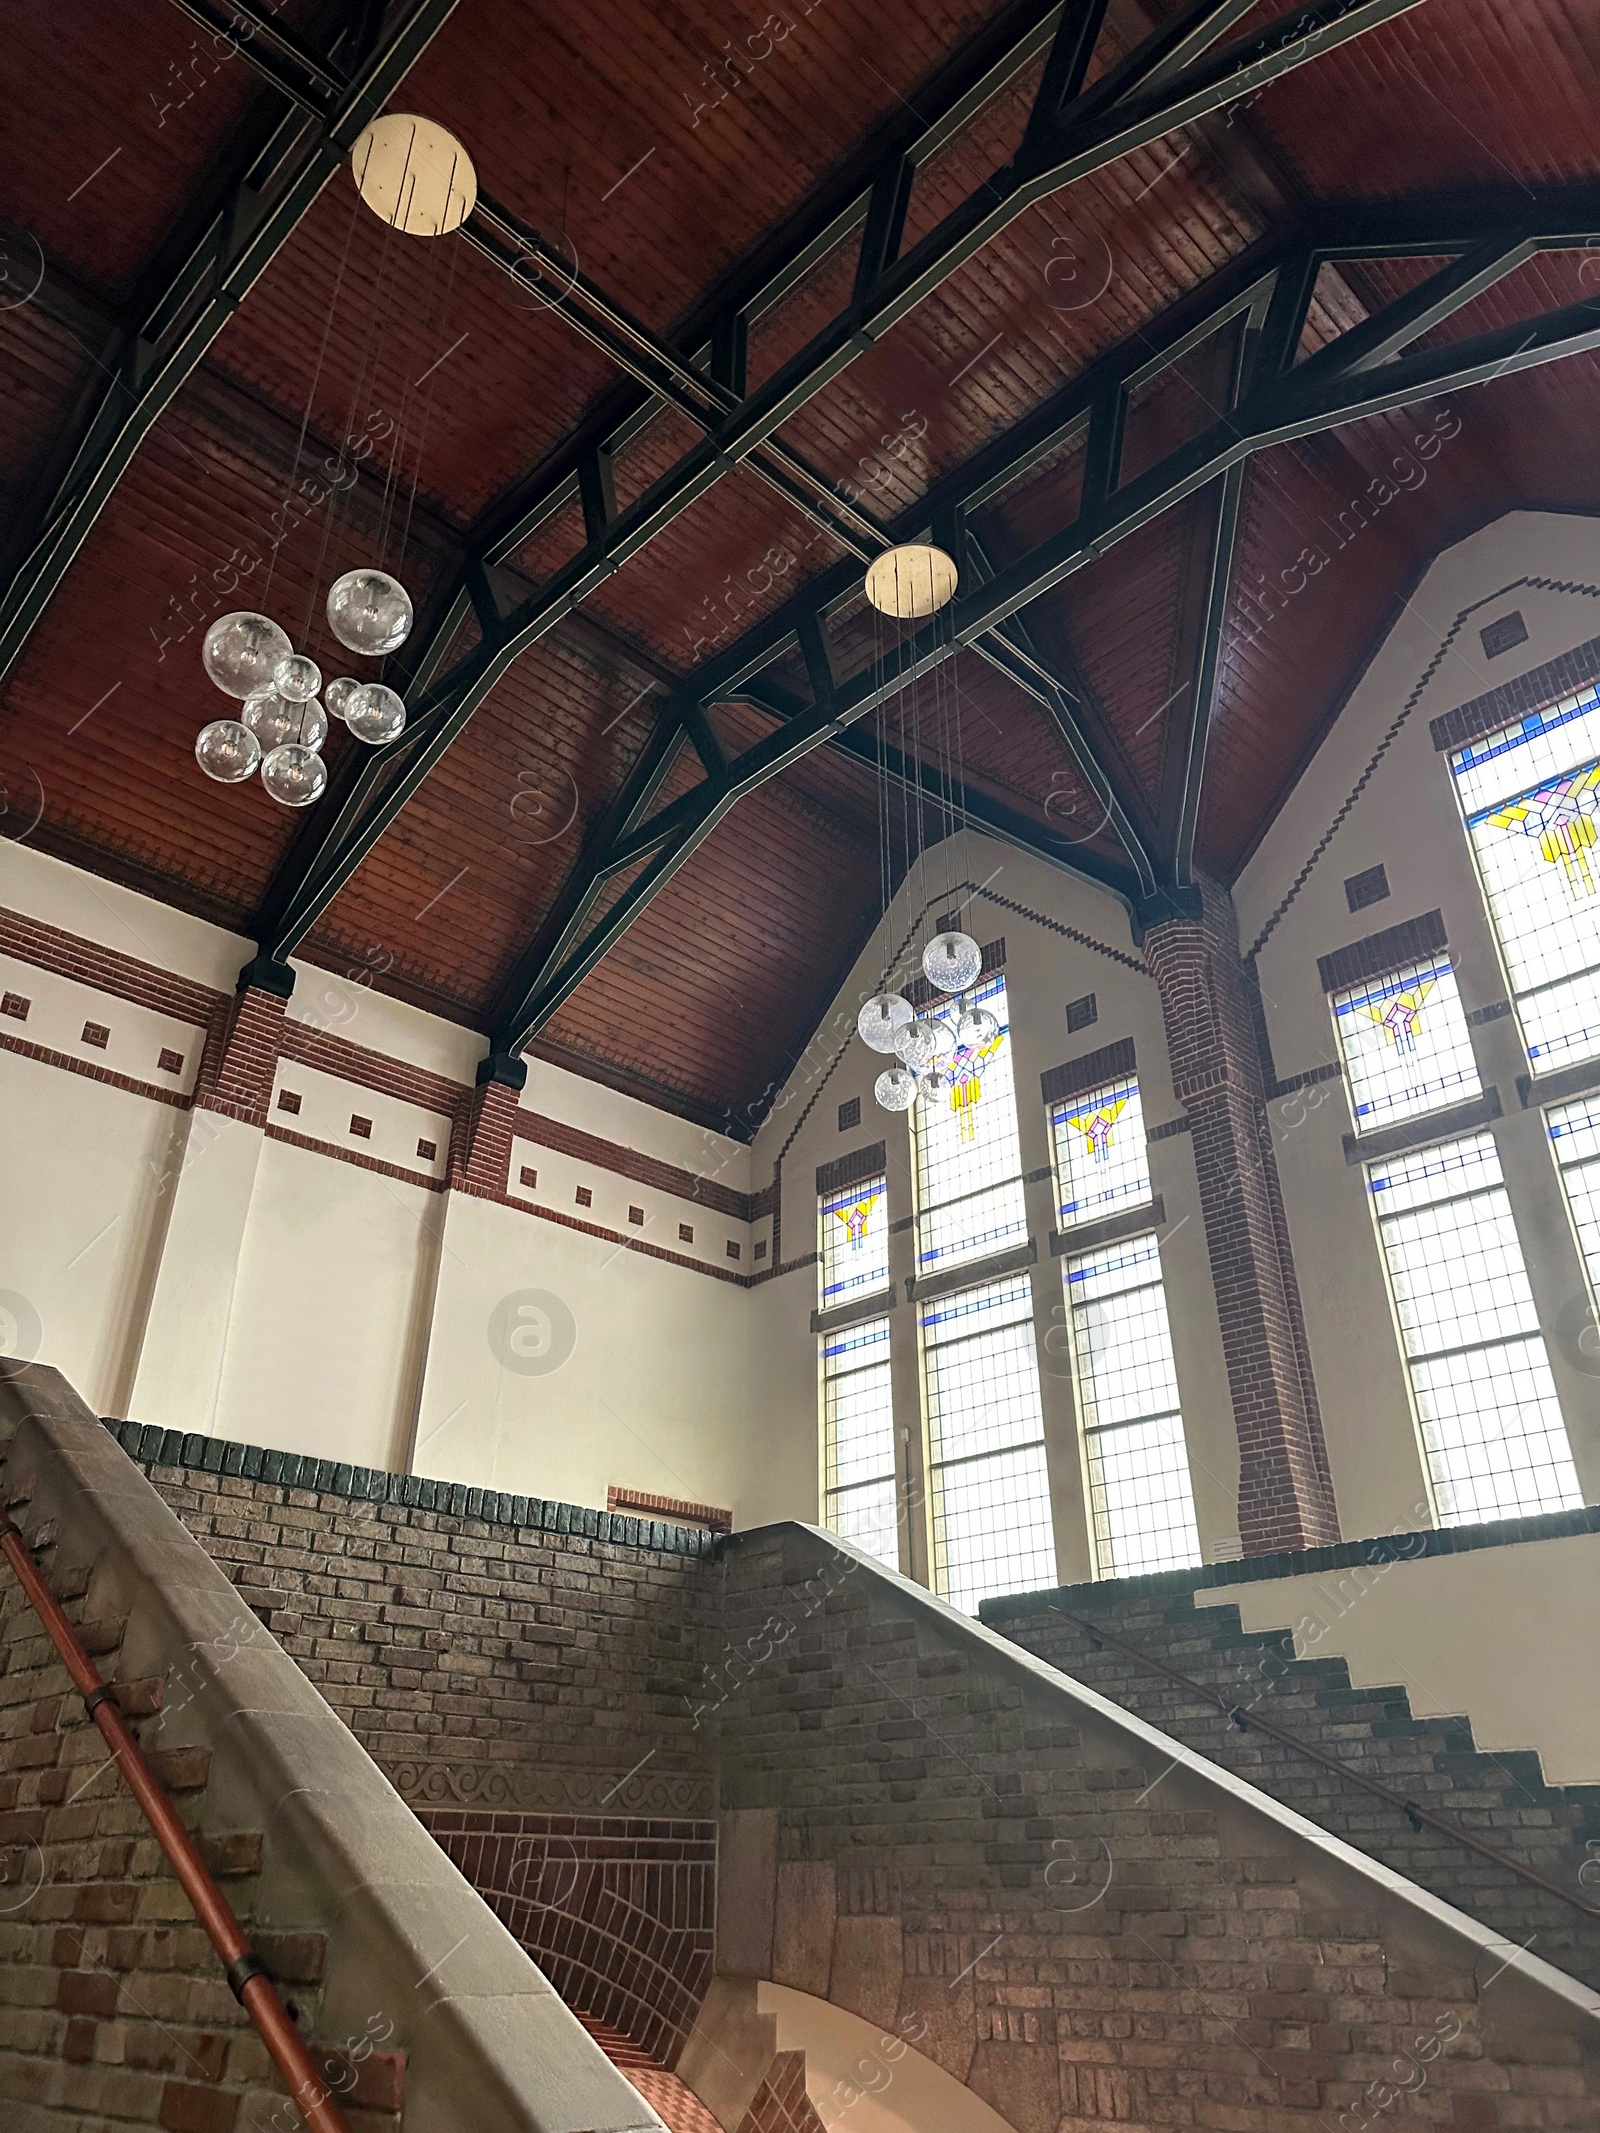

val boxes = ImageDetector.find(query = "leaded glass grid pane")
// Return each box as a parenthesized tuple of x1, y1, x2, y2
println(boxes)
(821, 1316, 899, 1570)
(1451, 681, 1600, 1075)
(819, 1175, 890, 1310)
(913, 973, 1028, 1273)
(1065, 1232, 1201, 1578)
(1332, 956, 1480, 1131)
(1366, 1132, 1581, 1523)
(1548, 1091, 1600, 1283)
(1052, 1076, 1152, 1228)
(921, 1274, 1054, 1612)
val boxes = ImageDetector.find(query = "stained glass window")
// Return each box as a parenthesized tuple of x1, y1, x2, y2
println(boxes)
(819, 1174, 890, 1309)
(1366, 1131, 1581, 1523)
(912, 973, 1028, 1274)
(1051, 1074, 1151, 1228)
(1544, 1094, 1600, 1353)
(1064, 1232, 1201, 1577)
(920, 1274, 1055, 1612)
(1332, 955, 1481, 1131)
(1450, 679, 1600, 1075)
(820, 1316, 900, 1569)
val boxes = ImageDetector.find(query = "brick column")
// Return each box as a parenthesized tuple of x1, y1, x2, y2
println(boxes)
(448, 1051, 525, 1199)
(128, 960, 294, 1436)
(192, 956, 294, 1124)
(1139, 880, 1338, 1554)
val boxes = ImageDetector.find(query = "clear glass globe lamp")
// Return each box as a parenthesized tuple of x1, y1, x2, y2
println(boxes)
(273, 653, 322, 702)
(326, 568, 413, 655)
(344, 682, 407, 745)
(202, 612, 291, 699)
(195, 719, 261, 783)
(260, 744, 328, 808)
(922, 930, 983, 993)
(893, 1019, 940, 1071)
(874, 1065, 917, 1113)
(857, 991, 912, 1054)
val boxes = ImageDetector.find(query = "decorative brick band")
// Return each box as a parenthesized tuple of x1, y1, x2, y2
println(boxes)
(279, 1017, 465, 1117)
(1429, 629, 1600, 753)
(514, 1108, 754, 1220)
(607, 1486, 733, 1534)
(815, 1141, 887, 1197)
(1040, 1035, 1137, 1107)
(266, 1122, 446, 1193)
(98, 1416, 719, 1555)
(1316, 909, 1447, 994)
(0, 902, 224, 1028)
(0, 1030, 191, 1110)
(511, 1197, 747, 1286)
(1147, 1114, 1193, 1140)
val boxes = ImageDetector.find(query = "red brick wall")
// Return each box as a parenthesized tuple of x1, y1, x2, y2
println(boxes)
(193, 986, 287, 1128)
(0, 1525, 349, 2132)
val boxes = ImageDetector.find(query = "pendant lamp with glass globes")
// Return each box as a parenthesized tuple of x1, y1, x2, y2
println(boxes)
(193, 112, 477, 806)
(194, 574, 413, 806)
(858, 540, 991, 1114)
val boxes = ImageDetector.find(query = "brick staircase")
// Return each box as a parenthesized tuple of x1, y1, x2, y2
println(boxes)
(0, 1365, 668, 2133)
(0, 1539, 406, 2129)
(576, 2009, 826, 2133)
(574, 2013, 720, 2132)
(21, 1362, 1599, 2132)
(981, 1578, 1600, 1991)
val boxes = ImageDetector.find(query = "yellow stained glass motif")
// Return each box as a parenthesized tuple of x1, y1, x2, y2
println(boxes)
(1064, 1093, 1128, 1164)
(1360, 975, 1434, 1051)
(947, 1028, 1005, 1143)
(831, 1188, 881, 1252)
(1486, 764, 1600, 901)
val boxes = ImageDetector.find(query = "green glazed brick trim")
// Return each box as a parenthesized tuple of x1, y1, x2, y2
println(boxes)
(979, 1501, 1600, 1622)
(98, 1416, 718, 1558)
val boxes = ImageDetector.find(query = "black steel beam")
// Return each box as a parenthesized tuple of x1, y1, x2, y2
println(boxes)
(0, 0, 458, 688)
(252, 0, 1424, 958)
(491, 205, 1600, 1039)
(1169, 462, 1244, 886)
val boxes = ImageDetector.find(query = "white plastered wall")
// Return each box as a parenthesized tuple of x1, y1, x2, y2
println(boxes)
(0, 838, 764, 1512)
(1235, 508, 1600, 1535)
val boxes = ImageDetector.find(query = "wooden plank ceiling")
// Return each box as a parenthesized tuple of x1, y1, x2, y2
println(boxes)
(3, 0, 1599, 1130)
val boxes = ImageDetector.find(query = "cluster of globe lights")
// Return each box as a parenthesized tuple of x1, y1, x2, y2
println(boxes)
(193, 569, 414, 806)
(858, 934, 1000, 1113)
(855, 540, 998, 1113)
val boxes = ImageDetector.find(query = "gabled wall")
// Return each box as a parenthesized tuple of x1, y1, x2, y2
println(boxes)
(1236, 508, 1600, 1538)
(746, 846, 1236, 1583)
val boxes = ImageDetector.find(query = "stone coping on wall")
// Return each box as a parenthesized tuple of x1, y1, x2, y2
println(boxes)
(98, 1415, 719, 1556)
(978, 1499, 1600, 1621)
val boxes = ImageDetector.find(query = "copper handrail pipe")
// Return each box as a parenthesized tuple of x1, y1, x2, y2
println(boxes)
(1048, 1603, 1600, 1921)
(0, 1517, 352, 2133)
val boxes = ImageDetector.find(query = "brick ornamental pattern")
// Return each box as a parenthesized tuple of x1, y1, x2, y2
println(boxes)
(717, 1526, 1600, 2133)
(1142, 881, 1339, 1554)
(420, 1810, 715, 2066)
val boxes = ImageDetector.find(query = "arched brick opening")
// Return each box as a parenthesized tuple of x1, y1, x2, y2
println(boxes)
(418, 1811, 715, 2065)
